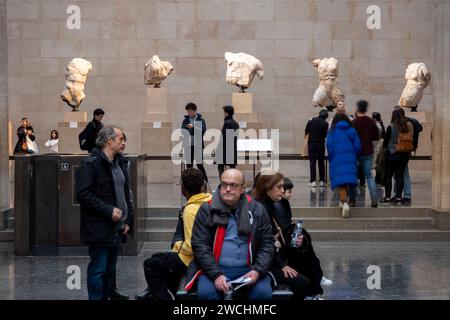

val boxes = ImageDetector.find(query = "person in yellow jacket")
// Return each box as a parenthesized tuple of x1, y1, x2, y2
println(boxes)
(135, 168, 212, 300)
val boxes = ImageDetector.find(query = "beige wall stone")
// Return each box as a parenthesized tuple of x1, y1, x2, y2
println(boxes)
(2, 0, 442, 189)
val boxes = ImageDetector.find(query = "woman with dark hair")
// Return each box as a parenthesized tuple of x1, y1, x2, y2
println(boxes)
(326, 113, 361, 218)
(380, 108, 412, 204)
(253, 171, 323, 300)
(14, 118, 35, 154)
(45, 129, 59, 153)
(372, 112, 385, 139)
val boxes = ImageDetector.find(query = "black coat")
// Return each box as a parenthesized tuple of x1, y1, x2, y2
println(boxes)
(259, 198, 324, 293)
(14, 125, 35, 154)
(181, 113, 206, 148)
(75, 147, 133, 245)
(184, 193, 274, 289)
(82, 119, 104, 153)
(218, 115, 240, 165)
(305, 116, 328, 144)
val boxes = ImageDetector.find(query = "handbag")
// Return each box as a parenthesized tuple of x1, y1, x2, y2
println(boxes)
(21, 140, 28, 152)
(26, 136, 38, 154)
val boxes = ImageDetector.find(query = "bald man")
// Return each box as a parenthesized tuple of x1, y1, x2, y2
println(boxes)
(184, 169, 275, 300)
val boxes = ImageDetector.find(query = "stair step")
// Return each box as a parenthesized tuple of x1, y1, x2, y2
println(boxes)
(0, 229, 14, 242)
(138, 217, 436, 230)
(6, 217, 14, 229)
(140, 228, 450, 242)
(144, 207, 435, 218)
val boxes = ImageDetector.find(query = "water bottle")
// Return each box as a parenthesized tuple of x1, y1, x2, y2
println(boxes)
(224, 282, 233, 300)
(291, 220, 303, 248)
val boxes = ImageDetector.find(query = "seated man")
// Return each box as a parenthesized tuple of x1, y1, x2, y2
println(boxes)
(185, 169, 274, 300)
(136, 168, 211, 300)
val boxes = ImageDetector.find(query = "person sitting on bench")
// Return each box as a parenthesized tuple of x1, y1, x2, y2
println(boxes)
(135, 168, 211, 300)
(253, 173, 327, 300)
(184, 169, 274, 300)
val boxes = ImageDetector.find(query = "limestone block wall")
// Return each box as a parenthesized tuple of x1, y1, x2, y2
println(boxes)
(0, 0, 9, 210)
(5, 0, 437, 162)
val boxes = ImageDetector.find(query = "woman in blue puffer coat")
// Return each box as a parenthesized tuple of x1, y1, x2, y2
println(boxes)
(326, 113, 361, 218)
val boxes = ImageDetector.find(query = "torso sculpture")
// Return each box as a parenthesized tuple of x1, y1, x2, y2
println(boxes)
(144, 55, 174, 88)
(60, 58, 92, 111)
(398, 63, 431, 111)
(225, 52, 264, 93)
(312, 57, 345, 111)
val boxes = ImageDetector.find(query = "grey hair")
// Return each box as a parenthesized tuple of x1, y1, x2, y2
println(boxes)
(96, 125, 123, 148)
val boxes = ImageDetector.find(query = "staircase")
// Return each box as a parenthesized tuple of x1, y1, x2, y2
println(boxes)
(140, 206, 450, 254)
(0, 208, 14, 242)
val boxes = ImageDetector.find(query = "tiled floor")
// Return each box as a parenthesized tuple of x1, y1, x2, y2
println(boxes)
(0, 241, 448, 300)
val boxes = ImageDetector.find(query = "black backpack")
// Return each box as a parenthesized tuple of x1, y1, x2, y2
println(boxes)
(78, 126, 90, 151)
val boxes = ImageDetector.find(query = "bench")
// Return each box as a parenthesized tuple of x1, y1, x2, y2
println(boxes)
(176, 285, 293, 300)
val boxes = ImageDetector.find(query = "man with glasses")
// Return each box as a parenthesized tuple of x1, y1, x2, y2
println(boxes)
(184, 169, 274, 300)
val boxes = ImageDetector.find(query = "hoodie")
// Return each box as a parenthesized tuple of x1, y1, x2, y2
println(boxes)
(172, 192, 212, 267)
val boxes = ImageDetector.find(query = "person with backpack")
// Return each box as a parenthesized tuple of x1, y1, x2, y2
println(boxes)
(79, 108, 105, 153)
(396, 108, 423, 204)
(380, 108, 413, 204)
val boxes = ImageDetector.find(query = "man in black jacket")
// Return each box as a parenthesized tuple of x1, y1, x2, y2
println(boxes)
(304, 109, 329, 187)
(217, 105, 240, 178)
(75, 125, 133, 300)
(79, 108, 104, 152)
(181, 103, 208, 182)
(185, 169, 274, 300)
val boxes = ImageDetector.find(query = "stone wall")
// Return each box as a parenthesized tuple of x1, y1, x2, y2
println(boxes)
(0, 0, 9, 210)
(432, 0, 450, 211)
(5, 0, 437, 156)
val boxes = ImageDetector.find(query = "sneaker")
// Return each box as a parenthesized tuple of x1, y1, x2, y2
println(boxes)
(402, 198, 411, 204)
(308, 181, 317, 187)
(342, 202, 350, 218)
(348, 200, 356, 207)
(391, 198, 403, 205)
(304, 294, 322, 300)
(320, 276, 333, 286)
(319, 181, 326, 187)
(380, 197, 392, 204)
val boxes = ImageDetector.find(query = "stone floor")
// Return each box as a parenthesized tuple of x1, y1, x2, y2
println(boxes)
(0, 241, 448, 300)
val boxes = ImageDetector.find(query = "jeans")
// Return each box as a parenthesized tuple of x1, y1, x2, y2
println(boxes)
(87, 245, 119, 300)
(403, 166, 411, 199)
(384, 152, 410, 199)
(197, 266, 272, 300)
(349, 154, 377, 202)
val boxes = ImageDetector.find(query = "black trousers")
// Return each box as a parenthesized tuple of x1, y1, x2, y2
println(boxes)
(185, 145, 208, 182)
(272, 268, 312, 300)
(384, 152, 409, 199)
(143, 252, 187, 300)
(308, 142, 325, 182)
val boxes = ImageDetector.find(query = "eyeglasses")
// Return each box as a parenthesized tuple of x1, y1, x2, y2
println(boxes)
(219, 182, 243, 190)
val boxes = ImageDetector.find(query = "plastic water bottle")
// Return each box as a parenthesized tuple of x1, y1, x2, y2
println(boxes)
(291, 220, 303, 248)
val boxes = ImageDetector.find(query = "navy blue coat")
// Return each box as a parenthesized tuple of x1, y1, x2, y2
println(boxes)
(326, 121, 361, 190)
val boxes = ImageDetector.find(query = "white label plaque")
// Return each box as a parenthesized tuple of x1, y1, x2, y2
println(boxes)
(239, 121, 247, 129)
(69, 121, 78, 128)
(237, 139, 272, 152)
(153, 121, 162, 128)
